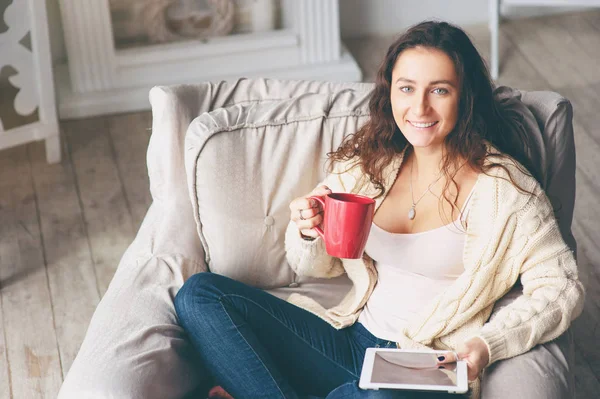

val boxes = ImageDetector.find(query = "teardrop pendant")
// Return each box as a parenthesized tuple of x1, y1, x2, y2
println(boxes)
(408, 207, 416, 220)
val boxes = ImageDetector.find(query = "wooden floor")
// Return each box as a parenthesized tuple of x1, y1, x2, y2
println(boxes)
(1, 10, 600, 398)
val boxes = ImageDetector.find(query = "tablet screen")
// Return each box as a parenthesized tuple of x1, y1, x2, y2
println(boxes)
(370, 351, 458, 387)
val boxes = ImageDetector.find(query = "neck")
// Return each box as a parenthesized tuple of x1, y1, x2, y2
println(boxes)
(411, 146, 444, 180)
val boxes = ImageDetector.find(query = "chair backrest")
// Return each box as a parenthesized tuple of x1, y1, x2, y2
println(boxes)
(144, 80, 372, 274)
(520, 89, 577, 254)
(494, 86, 576, 254)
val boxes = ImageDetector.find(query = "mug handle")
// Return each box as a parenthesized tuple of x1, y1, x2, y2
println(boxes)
(308, 195, 326, 239)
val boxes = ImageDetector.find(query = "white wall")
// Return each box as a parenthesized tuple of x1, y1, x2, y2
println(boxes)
(44, 0, 590, 64)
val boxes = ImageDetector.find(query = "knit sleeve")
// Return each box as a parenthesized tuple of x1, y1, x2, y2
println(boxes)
(474, 190, 585, 365)
(284, 221, 344, 278)
(284, 159, 358, 278)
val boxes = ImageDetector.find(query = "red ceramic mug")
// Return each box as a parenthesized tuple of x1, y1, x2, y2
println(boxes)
(309, 193, 376, 259)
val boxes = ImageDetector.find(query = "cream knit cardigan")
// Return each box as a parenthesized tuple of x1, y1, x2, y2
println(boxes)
(284, 150, 584, 382)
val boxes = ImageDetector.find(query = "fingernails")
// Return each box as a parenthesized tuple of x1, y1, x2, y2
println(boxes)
(437, 356, 445, 361)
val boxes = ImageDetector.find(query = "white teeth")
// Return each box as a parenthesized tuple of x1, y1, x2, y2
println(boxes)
(410, 121, 437, 128)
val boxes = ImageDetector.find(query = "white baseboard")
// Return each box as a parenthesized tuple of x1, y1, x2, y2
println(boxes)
(55, 46, 362, 120)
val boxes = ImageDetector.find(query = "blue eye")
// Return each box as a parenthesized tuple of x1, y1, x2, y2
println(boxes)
(400, 86, 413, 93)
(433, 88, 448, 95)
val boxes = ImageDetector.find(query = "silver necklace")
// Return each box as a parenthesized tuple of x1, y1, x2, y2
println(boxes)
(408, 157, 442, 220)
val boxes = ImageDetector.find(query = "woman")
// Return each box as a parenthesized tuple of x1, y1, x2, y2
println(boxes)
(174, 21, 584, 398)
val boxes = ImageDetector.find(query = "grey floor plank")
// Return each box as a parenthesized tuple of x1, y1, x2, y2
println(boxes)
(556, 12, 600, 70)
(465, 24, 551, 91)
(0, 146, 63, 398)
(28, 137, 101, 377)
(560, 84, 600, 120)
(583, 9, 600, 34)
(107, 112, 153, 231)
(0, 294, 9, 399)
(502, 15, 595, 89)
(65, 117, 136, 296)
(574, 166, 600, 229)
(563, 83, 600, 147)
(539, 13, 600, 85)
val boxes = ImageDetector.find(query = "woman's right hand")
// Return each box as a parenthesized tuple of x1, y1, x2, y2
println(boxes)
(289, 185, 332, 239)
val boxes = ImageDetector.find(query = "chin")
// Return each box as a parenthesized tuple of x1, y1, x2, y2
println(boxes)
(401, 129, 445, 150)
(404, 136, 436, 148)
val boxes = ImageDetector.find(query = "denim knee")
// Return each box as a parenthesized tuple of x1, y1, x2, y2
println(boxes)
(174, 272, 223, 325)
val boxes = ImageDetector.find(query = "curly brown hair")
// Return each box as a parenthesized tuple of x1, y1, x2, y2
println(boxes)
(328, 21, 538, 204)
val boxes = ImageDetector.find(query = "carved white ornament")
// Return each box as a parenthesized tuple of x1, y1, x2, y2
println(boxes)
(0, 0, 38, 132)
(0, 0, 60, 164)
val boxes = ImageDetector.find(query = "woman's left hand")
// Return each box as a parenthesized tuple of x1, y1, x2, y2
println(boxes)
(437, 337, 490, 381)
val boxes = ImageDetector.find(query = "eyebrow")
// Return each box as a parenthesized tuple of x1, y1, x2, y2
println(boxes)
(395, 78, 457, 88)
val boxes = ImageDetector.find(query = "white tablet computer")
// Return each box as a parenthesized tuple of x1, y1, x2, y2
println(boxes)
(359, 348, 468, 394)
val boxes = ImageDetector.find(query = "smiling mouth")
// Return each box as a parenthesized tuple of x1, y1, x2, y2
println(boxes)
(408, 121, 438, 128)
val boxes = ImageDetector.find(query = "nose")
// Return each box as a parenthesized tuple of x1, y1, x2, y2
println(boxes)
(412, 92, 429, 116)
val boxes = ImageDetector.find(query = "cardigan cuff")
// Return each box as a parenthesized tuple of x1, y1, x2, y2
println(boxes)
(475, 330, 508, 366)
(285, 224, 328, 264)
(296, 231, 327, 256)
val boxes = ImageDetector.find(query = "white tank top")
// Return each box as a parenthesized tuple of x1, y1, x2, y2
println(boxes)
(358, 194, 474, 342)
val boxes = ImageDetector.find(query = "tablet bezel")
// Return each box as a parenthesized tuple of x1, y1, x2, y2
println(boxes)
(359, 348, 469, 394)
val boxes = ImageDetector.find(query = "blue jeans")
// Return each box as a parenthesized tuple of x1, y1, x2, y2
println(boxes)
(175, 273, 459, 399)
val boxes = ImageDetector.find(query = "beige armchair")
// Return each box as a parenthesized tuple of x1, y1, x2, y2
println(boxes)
(58, 79, 576, 399)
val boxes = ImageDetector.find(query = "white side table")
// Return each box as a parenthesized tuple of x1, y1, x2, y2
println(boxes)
(489, 0, 600, 80)
(0, 0, 60, 164)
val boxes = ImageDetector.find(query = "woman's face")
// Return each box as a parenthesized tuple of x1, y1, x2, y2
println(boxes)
(390, 46, 460, 153)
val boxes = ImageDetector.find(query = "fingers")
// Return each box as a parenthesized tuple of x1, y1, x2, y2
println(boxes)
(299, 198, 319, 216)
(466, 364, 479, 382)
(460, 357, 480, 382)
(289, 185, 331, 222)
(290, 185, 331, 238)
(289, 198, 320, 221)
(300, 227, 320, 239)
(436, 351, 477, 381)
(437, 347, 484, 381)
(460, 337, 489, 381)
(436, 351, 458, 364)
(289, 198, 325, 238)
(295, 211, 324, 235)
(310, 185, 332, 197)
(463, 337, 490, 368)
(289, 185, 331, 238)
